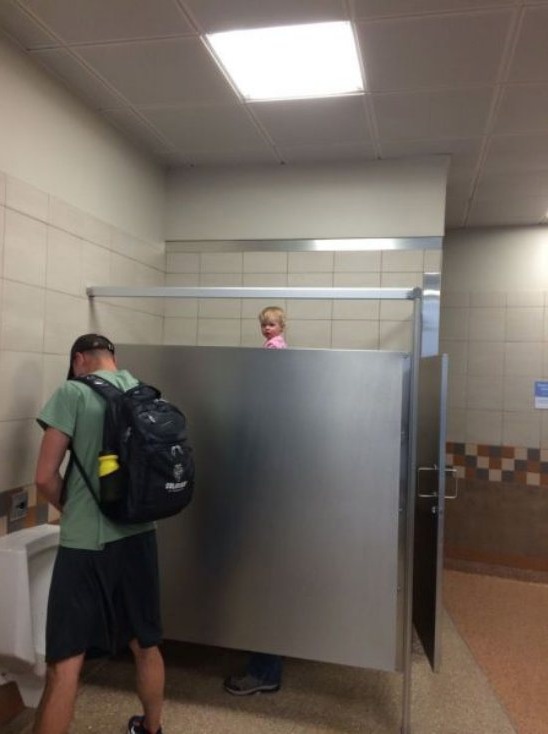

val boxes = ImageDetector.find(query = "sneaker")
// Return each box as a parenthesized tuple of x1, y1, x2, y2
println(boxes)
(223, 673, 281, 696)
(127, 714, 163, 734)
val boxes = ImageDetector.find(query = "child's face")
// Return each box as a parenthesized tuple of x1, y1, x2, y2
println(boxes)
(261, 318, 283, 340)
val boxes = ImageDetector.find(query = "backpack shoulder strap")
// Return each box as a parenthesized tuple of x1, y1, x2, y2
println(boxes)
(72, 374, 125, 402)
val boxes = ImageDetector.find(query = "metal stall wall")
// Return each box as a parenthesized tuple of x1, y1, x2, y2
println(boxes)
(118, 345, 410, 673)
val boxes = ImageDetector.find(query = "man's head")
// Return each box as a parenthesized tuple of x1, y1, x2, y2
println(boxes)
(67, 333, 116, 379)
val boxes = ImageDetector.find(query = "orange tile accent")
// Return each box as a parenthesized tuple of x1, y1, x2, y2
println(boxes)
(477, 444, 490, 456)
(502, 446, 515, 458)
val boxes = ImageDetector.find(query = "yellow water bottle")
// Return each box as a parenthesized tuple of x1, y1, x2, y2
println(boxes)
(98, 452, 120, 477)
(98, 452, 122, 503)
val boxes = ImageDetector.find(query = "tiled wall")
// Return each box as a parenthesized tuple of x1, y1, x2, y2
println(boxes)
(0, 169, 165, 532)
(164, 248, 442, 350)
(441, 289, 548, 576)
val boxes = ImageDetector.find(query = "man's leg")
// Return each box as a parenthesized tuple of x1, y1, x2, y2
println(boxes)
(129, 639, 165, 733)
(33, 652, 85, 734)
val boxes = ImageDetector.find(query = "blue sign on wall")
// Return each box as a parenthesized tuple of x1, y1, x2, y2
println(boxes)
(534, 380, 548, 409)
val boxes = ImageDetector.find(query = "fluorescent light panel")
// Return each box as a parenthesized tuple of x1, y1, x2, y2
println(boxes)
(207, 21, 364, 101)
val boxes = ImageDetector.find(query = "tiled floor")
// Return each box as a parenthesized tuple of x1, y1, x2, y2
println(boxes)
(444, 569, 548, 734)
(6, 571, 523, 734)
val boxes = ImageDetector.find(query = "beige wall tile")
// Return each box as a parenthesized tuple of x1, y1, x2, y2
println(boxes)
(334, 251, 381, 272)
(286, 300, 332, 320)
(242, 273, 288, 287)
(42, 353, 68, 405)
(0, 419, 42, 489)
(379, 320, 412, 351)
(382, 249, 424, 272)
(505, 307, 544, 342)
(424, 249, 442, 271)
(540, 412, 548, 447)
(466, 374, 503, 411)
(163, 318, 198, 345)
(332, 299, 380, 320)
(0, 205, 4, 278)
(505, 342, 542, 377)
(199, 273, 242, 286)
(164, 273, 199, 317)
(466, 409, 503, 444)
(468, 308, 505, 342)
(446, 407, 466, 442)
(470, 292, 505, 307)
(243, 252, 287, 273)
(448, 372, 467, 409)
(82, 241, 110, 288)
(1, 281, 46, 352)
(380, 271, 422, 288)
(201, 252, 242, 274)
(0, 171, 5, 205)
(333, 271, 381, 287)
(83, 213, 111, 249)
(166, 252, 200, 273)
(332, 320, 379, 350)
(198, 318, 241, 346)
(44, 291, 88, 355)
(242, 297, 287, 319)
(440, 340, 468, 375)
(288, 252, 333, 273)
(49, 196, 88, 238)
(440, 307, 469, 340)
(46, 228, 83, 297)
(379, 300, 413, 321)
(503, 376, 535, 412)
(6, 176, 48, 221)
(467, 341, 504, 376)
(4, 210, 47, 287)
(241, 319, 264, 347)
(441, 291, 469, 308)
(503, 410, 540, 448)
(288, 320, 331, 348)
(287, 272, 332, 287)
(0, 351, 43, 420)
(507, 291, 544, 307)
(198, 298, 242, 319)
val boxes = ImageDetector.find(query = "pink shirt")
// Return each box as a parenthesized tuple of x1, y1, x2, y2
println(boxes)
(263, 335, 287, 349)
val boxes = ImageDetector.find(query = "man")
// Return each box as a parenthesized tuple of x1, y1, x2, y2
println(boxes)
(34, 334, 164, 734)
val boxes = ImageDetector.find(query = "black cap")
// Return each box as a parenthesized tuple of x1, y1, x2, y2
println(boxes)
(67, 333, 115, 379)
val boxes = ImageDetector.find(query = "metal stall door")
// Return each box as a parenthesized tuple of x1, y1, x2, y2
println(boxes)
(412, 354, 448, 671)
(118, 345, 410, 673)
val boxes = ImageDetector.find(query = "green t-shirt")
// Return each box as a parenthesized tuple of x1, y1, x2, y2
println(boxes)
(37, 369, 155, 550)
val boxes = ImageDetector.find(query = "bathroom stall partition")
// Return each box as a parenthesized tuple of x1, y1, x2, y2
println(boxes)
(94, 278, 446, 734)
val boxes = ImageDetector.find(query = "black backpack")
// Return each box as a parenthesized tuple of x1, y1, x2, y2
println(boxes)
(67, 374, 195, 523)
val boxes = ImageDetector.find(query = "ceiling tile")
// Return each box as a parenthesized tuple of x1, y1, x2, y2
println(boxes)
(493, 83, 548, 135)
(248, 96, 371, 147)
(475, 171, 548, 200)
(169, 148, 280, 166)
(19, 0, 194, 44)
(352, 0, 516, 19)
(357, 10, 513, 91)
(374, 87, 493, 140)
(75, 37, 235, 106)
(507, 6, 548, 83)
(467, 196, 548, 226)
(380, 138, 481, 181)
(0, 2, 57, 48)
(138, 105, 271, 152)
(31, 48, 127, 109)
(277, 141, 376, 163)
(483, 134, 548, 173)
(182, 0, 348, 33)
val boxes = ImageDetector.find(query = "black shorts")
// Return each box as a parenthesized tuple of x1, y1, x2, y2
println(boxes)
(46, 531, 162, 663)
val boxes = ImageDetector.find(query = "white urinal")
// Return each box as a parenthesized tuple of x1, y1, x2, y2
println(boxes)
(0, 524, 59, 707)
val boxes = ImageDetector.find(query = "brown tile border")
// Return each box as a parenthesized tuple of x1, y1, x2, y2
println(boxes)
(447, 442, 548, 487)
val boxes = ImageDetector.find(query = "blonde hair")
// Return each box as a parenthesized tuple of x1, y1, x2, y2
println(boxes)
(258, 306, 286, 330)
